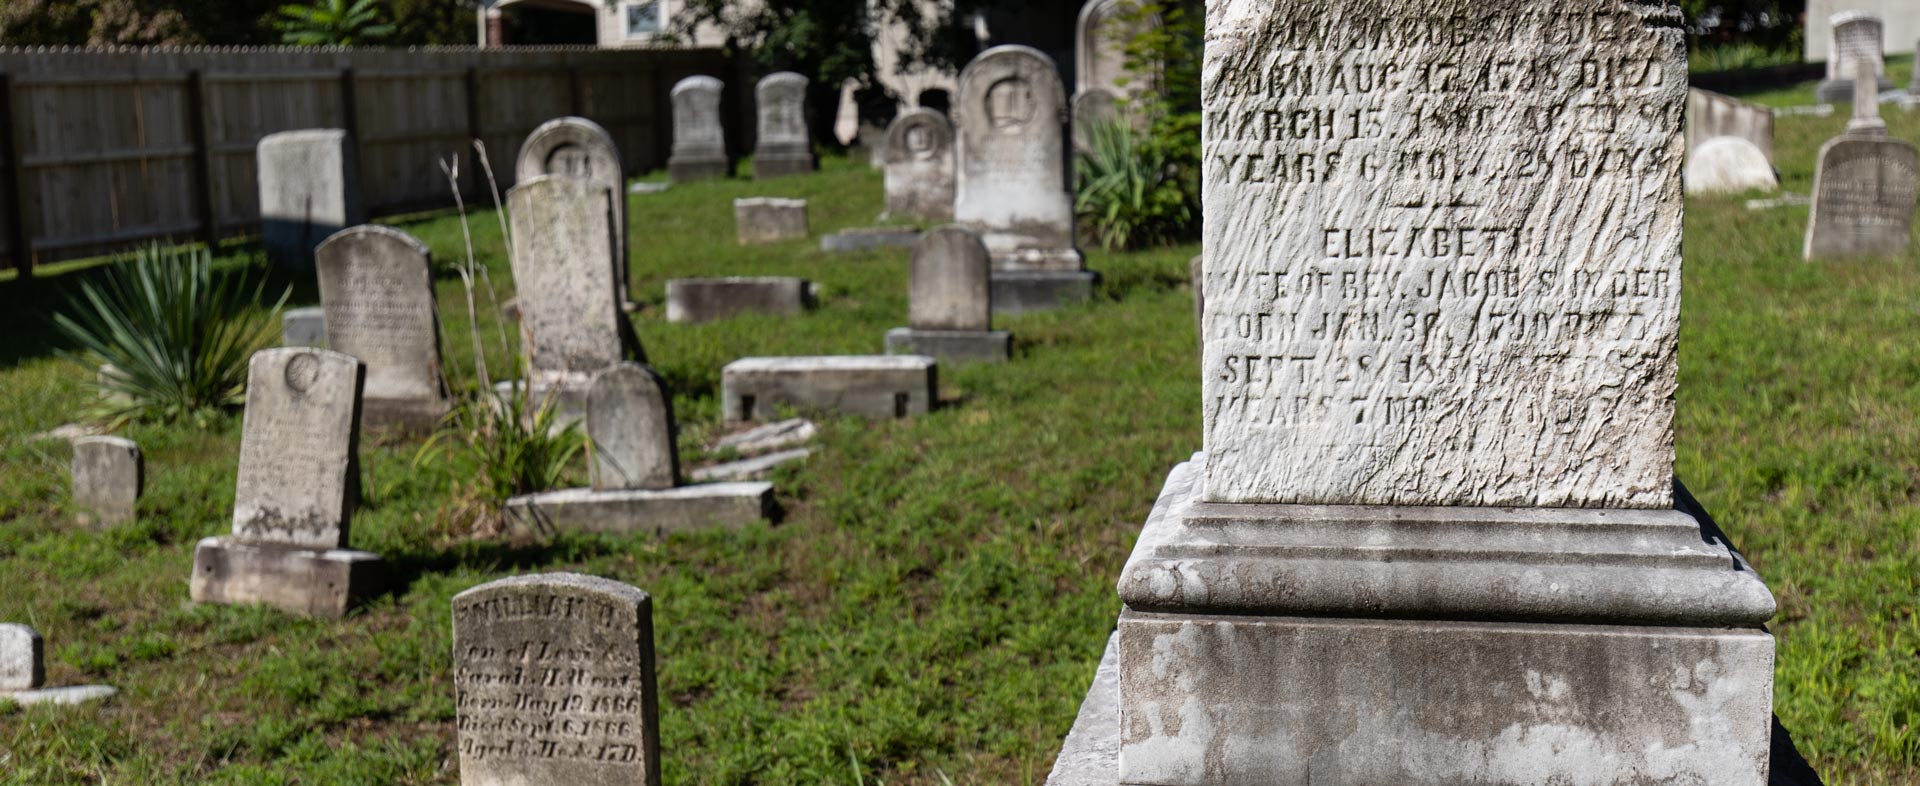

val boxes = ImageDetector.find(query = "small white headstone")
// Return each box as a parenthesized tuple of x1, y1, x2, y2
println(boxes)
(753, 72, 815, 179)
(1685, 137, 1778, 194)
(71, 436, 142, 527)
(0, 624, 43, 691)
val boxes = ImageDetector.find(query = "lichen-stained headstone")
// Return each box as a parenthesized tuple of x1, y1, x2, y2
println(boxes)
(230, 348, 365, 548)
(883, 109, 955, 222)
(1805, 135, 1919, 260)
(517, 118, 631, 309)
(453, 573, 661, 786)
(668, 76, 730, 183)
(587, 363, 679, 492)
(753, 72, 815, 179)
(316, 225, 450, 431)
(1201, 0, 1686, 509)
(508, 176, 635, 386)
(953, 46, 1082, 271)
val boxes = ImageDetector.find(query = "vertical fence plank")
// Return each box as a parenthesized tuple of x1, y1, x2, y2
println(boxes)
(185, 70, 219, 251)
(0, 73, 30, 277)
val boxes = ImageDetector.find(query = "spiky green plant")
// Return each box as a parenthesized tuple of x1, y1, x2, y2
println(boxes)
(275, 0, 395, 46)
(1074, 117, 1196, 251)
(52, 243, 287, 425)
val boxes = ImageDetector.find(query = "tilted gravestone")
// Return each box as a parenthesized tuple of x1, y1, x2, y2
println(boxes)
(453, 573, 660, 786)
(506, 176, 645, 427)
(587, 362, 679, 492)
(504, 363, 772, 537)
(71, 436, 141, 528)
(1817, 11, 1893, 103)
(1805, 135, 1919, 260)
(0, 623, 115, 706)
(753, 72, 815, 179)
(667, 76, 730, 183)
(191, 348, 383, 619)
(883, 109, 956, 222)
(953, 46, 1081, 272)
(1685, 88, 1774, 162)
(257, 129, 364, 273)
(517, 117, 633, 310)
(316, 225, 450, 432)
(1041, 3, 1784, 786)
(887, 226, 1009, 363)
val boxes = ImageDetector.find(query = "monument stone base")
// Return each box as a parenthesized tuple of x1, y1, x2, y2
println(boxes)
(2, 684, 118, 707)
(668, 156, 730, 184)
(1815, 75, 1895, 103)
(190, 537, 384, 619)
(885, 328, 1011, 364)
(992, 271, 1099, 315)
(721, 356, 937, 422)
(502, 482, 775, 537)
(1048, 455, 1782, 786)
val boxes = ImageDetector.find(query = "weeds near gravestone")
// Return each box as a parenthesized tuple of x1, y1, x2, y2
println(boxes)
(52, 242, 288, 426)
(414, 143, 583, 538)
(1073, 117, 1195, 251)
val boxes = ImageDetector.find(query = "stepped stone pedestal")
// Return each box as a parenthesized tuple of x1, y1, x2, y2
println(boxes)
(992, 271, 1098, 314)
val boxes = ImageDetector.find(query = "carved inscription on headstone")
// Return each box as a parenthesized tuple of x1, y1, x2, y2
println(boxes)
(1828, 12, 1886, 83)
(1202, 0, 1685, 509)
(1805, 136, 1919, 259)
(508, 176, 627, 382)
(953, 46, 1080, 270)
(231, 348, 365, 548)
(316, 226, 447, 417)
(453, 573, 660, 786)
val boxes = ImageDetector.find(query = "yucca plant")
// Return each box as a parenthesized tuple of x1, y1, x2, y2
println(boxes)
(275, 0, 395, 46)
(53, 243, 287, 425)
(1074, 117, 1197, 251)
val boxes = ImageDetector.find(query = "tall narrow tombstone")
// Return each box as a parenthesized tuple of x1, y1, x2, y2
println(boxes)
(1817, 11, 1893, 103)
(316, 226, 451, 432)
(453, 574, 660, 786)
(506, 176, 645, 426)
(1043, 3, 1783, 785)
(517, 117, 633, 310)
(883, 109, 956, 222)
(668, 76, 730, 183)
(954, 46, 1082, 271)
(257, 129, 364, 273)
(588, 362, 679, 491)
(1846, 57, 1889, 136)
(71, 436, 141, 528)
(887, 226, 1010, 363)
(753, 72, 816, 179)
(191, 348, 383, 619)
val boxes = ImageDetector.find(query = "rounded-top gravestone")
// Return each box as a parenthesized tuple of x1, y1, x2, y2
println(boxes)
(587, 362, 679, 492)
(316, 225, 450, 432)
(1685, 137, 1778, 195)
(516, 117, 630, 309)
(753, 72, 815, 179)
(953, 45, 1081, 271)
(668, 76, 729, 183)
(883, 108, 956, 222)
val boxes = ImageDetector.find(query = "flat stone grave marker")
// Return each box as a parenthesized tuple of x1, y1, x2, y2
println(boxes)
(1805, 134, 1919, 259)
(517, 117, 632, 310)
(453, 573, 660, 786)
(887, 226, 1010, 363)
(1039, 3, 1786, 786)
(505, 364, 772, 537)
(71, 436, 141, 528)
(883, 109, 955, 222)
(668, 76, 730, 183)
(190, 348, 384, 619)
(753, 72, 815, 179)
(722, 356, 938, 421)
(316, 225, 451, 432)
(734, 198, 809, 244)
(0, 623, 116, 707)
(507, 175, 644, 425)
(258, 129, 363, 273)
(665, 277, 814, 324)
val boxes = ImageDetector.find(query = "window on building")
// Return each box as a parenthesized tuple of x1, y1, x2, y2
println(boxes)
(626, 1, 663, 36)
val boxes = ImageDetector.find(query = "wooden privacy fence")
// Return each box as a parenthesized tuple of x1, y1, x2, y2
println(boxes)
(0, 46, 755, 276)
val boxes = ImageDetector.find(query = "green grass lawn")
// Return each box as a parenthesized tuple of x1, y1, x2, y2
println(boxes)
(1, 102, 1919, 785)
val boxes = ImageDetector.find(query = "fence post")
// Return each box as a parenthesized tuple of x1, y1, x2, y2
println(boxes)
(185, 70, 219, 252)
(567, 66, 583, 116)
(0, 73, 31, 279)
(338, 67, 365, 207)
(465, 65, 484, 194)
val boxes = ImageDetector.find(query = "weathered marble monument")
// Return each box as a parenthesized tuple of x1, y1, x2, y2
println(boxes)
(517, 117, 633, 310)
(505, 363, 774, 537)
(453, 573, 660, 786)
(1048, 2, 1782, 784)
(885, 226, 1010, 363)
(1816, 11, 1893, 103)
(1806, 69, 1918, 260)
(753, 72, 816, 179)
(954, 46, 1099, 312)
(505, 176, 646, 427)
(883, 109, 956, 222)
(316, 225, 451, 432)
(191, 348, 384, 619)
(257, 129, 363, 273)
(668, 75, 730, 183)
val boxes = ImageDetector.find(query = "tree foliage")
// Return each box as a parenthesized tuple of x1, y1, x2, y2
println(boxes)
(276, 0, 396, 46)
(1, 0, 463, 47)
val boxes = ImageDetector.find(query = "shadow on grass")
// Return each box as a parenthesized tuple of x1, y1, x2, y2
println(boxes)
(377, 534, 623, 602)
